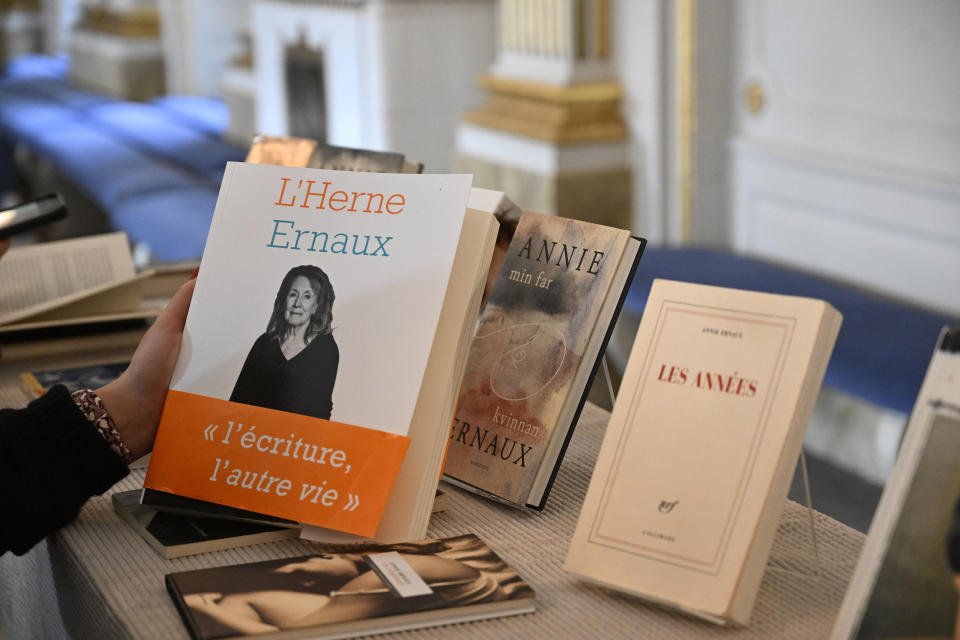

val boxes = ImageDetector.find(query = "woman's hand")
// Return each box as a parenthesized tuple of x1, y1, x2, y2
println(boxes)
(96, 277, 196, 460)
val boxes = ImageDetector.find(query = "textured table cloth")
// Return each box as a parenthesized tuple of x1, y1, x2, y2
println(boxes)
(0, 402, 864, 639)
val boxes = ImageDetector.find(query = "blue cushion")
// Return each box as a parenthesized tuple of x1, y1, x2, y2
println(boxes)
(110, 187, 218, 261)
(14, 78, 110, 110)
(0, 93, 80, 140)
(29, 122, 210, 210)
(85, 102, 245, 180)
(151, 95, 230, 137)
(625, 247, 959, 414)
(2, 54, 70, 81)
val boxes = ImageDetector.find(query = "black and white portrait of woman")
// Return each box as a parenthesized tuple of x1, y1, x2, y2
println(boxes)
(230, 265, 338, 419)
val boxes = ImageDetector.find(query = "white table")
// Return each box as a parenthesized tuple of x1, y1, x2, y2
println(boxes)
(0, 397, 865, 640)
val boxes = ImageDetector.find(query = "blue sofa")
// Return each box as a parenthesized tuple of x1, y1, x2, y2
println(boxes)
(623, 247, 959, 416)
(0, 56, 245, 261)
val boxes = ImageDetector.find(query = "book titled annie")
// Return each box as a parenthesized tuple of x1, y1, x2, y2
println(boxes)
(145, 162, 496, 541)
(443, 211, 644, 509)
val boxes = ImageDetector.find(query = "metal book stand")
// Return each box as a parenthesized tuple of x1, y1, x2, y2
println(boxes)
(597, 356, 823, 581)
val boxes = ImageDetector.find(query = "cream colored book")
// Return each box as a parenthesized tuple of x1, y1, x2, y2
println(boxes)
(565, 279, 842, 625)
(145, 163, 498, 545)
(300, 189, 500, 544)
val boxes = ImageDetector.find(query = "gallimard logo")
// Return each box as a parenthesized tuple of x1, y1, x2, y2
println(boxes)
(265, 177, 405, 257)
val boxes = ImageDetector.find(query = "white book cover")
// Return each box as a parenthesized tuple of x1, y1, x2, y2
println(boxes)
(145, 162, 473, 538)
(565, 279, 841, 624)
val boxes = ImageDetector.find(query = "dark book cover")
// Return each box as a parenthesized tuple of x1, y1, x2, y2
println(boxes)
(114, 490, 298, 558)
(140, 489, 299, 529)
(166, 533, 534, 639)
(307, 144, 405, 173)
(20, 361, 128, 397)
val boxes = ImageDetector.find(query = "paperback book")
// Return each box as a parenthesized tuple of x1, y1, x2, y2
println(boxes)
(443, 211, 644, 508)
(565, 279, 842, 624)
(144, 162, 497, 541)
(166, 533, 535, 640)
(831, 327, 960, 639)
(113, 490, 298, 559)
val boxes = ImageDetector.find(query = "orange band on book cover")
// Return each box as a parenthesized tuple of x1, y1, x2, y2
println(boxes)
(144, 390, 410, 538)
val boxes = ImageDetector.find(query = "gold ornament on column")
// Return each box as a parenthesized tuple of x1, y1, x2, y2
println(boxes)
(744, 80, 766, 115)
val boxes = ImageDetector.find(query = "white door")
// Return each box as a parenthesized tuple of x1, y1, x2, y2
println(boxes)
(729, 0, 960, 315)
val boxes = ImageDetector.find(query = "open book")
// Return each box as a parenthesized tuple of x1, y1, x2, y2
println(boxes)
(144, 162, 497, 542)
(0, 231, 158, 332)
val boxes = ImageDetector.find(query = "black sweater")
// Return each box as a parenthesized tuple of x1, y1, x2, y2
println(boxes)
(230, 332, 339, 420)
(0, 385, 128, 556)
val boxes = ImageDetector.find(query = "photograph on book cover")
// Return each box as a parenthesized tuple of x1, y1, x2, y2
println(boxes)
(145, 162, 473, 537)
(852, 408, 960, 639)
(229, 265, 339, 420)
(167, 534, 534, 639)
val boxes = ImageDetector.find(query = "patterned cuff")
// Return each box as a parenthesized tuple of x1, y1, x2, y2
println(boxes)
(71, 388, 134, 465)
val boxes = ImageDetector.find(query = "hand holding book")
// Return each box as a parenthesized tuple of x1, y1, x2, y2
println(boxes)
(0, 272, 197, 556)
(96, 276, 196, 459)
(144, 164, 497, 541)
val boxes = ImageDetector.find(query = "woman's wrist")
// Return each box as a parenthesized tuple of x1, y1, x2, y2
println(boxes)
(71, 388, 134, 464)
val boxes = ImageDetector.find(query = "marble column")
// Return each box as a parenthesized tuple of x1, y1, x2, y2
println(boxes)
(454, 0, 631, 229)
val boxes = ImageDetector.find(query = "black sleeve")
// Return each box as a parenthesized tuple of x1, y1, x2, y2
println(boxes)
(230, 334, 268, 404)
(0, 385, 129, 556)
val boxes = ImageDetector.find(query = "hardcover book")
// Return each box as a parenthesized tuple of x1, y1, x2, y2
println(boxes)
(442, 211, 644, 508)
(831, 327, 960, 639)
(112, 490, 299, 559)
(246, 136, 423, 175)
(144, 162, 497, 542)
(564, 279, 842, 624)
(165, 534, 535, 640)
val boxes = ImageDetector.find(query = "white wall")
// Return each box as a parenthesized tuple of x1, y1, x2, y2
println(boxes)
(735, 0, 960, 175)
(691, 0, 735, 246)
(160, 0, 250, 97)
(252, 0, 494, 172)
(612, 0, 667, 242)
(731, 0, 960, 314)
(42, 0, 84, 54)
